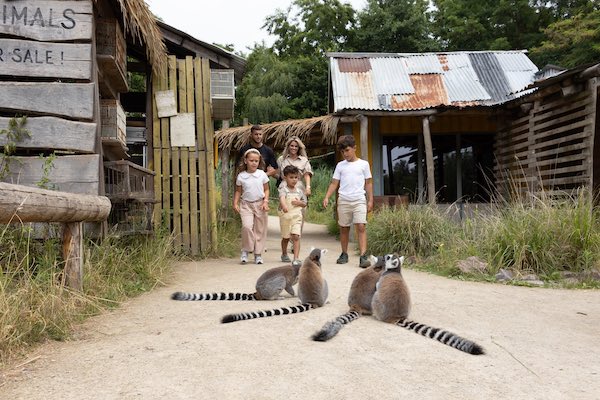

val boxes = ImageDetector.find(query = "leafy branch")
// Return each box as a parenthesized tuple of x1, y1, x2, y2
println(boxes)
(0, 116, 30, 180)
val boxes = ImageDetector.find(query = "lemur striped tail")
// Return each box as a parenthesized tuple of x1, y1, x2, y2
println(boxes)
(311, 311, 361, 341)
(221, 303, 314, 323)
(396, 318, 485, 355)
(171, 292, 256, 301)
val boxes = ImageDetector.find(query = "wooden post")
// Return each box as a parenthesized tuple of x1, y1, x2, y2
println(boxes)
(422, 116, 436, 204)
(357, 114, 369, 160)
(63, 222, 83, 291)
(418, 133, 424, 203)
(220, 120, 230, 220)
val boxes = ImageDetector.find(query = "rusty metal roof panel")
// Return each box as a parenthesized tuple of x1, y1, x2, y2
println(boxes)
(388, 74, 449, 110)
(331, 59, 379, 110)
(370, 57, 414, 95)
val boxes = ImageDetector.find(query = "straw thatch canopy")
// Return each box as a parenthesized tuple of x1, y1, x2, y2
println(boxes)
(97, 0, 167, 74)
(215, 115, 341, 152)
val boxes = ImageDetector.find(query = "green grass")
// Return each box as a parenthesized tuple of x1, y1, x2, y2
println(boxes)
(0, 225, 175, 365)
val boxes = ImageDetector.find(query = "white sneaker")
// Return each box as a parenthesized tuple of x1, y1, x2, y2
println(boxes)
(240, 251, 248, 264)
(255, 255, 264, 264)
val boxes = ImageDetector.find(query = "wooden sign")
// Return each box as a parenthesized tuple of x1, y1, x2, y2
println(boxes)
(0, 38, 92, 79)
(0, 116, 96, 153)
(0, 154, 100, 195)
(155, 90, 177, 118)
(0, 82, 94, 120)
(170, 113, 196, 147)
(0, 0, 93, 41)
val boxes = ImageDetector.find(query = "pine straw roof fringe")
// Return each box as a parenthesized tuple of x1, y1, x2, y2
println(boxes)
(215, 115, 340, 150)
(96, 0, 167, 74)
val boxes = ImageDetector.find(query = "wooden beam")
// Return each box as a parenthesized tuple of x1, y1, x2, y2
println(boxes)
(422, 116, 436, 204)
(0, 182, 111, 224)
(357, 114, 368, 160)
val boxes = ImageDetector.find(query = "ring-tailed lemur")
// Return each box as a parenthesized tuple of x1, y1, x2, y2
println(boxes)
(312, 255, 384, 341)
(221, 248, 328, 323)
(171, 262, 302, 301)
(371, 254, 485, 355)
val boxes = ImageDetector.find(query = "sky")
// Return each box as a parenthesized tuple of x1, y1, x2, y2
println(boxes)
(146, 0, 367, 54)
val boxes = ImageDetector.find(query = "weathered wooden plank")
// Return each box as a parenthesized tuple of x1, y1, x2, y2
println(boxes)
(202, 58, 218, 245)
(531, 124, 591, 149)
(177, 59, 190, 253)
(151, 73, 162, 228)
(63, 221, 83, 290)
(535, 152, 588, 168)
(0, 38, 92, 79)
(0, 116, 95, 153)
(168, 56, 181, 248)
(0, 82, 94, 119)
(532, 106, 594, 133)
(532, 141, 587, 159)
(539, 175, 589, 186)
(0, 154, 100, 194)
(186, 56, 199, 255)
(0, 0, 93, 41)
(532, 91, 590, 116)
(0, 181, 110, 223)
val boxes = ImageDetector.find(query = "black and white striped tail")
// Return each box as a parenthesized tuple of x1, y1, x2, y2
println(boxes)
(221, 303, 313, 324)
(312, 311, 361, 342)
(171, 292, 256, 301)
(396, 318, 485, 355)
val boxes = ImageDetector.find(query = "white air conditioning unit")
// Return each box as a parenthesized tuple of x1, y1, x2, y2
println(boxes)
(210, 69, 235, 120)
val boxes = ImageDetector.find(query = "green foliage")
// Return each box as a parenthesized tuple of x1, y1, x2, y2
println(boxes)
(0, 116, 30, 180)
(367, 205, 460, 258)
(0, 227, 175, 364)
(353, 0, 437, 52)
(529, 10, 600, 68)
(36, 153, 57, 190)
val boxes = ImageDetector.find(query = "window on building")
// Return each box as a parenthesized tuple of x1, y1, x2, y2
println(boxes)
(382, 133, 495, 203)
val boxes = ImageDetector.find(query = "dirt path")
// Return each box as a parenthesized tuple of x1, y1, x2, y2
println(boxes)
(1, 216, 599, 399)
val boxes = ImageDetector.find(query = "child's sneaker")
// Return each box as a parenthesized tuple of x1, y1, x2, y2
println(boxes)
(240, 251, 248, 264)
(359, 254, 371, 268)
(281, 254, 291, 262)
(255, 255, 264, 264)
(292, 259, 302, 267)
(336, 252, 349, 264)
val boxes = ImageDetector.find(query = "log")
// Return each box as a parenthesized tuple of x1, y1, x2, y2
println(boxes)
(422, 116, 436, 204)
(0, 182, 111, 223)
(62, 221, 83, 290)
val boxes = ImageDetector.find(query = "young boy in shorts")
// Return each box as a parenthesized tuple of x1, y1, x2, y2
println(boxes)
(278, 165, 307, 266)
(322, 135, 374, 268)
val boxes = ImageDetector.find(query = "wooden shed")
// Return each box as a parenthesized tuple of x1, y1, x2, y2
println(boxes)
(0, 0, 245, 255)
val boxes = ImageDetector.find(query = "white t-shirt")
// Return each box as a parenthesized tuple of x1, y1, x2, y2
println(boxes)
(332, 159, 372, 202)
(236, 170, 269, 202)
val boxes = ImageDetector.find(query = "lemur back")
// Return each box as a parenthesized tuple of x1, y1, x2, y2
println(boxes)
(171, 263, 300, 302)
(221, 248, 328, 323)
(312, 255, 383, 341)
(372, 254, 485, 355)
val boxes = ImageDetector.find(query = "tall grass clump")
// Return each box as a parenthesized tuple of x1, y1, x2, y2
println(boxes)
(477, 190, 600, 277)
(367, 205, 460, 257)
(0, 224, 175, 365)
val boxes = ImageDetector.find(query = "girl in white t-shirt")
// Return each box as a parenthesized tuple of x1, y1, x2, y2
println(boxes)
(233, 148, 270, 264)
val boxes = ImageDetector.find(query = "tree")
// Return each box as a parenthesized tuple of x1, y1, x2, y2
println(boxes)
(235, 0, 356, 124)
(529, 10, 600, 68)
(352, 0, 438, 52)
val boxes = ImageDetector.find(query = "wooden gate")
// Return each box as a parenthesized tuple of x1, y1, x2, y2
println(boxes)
(151, 55, 217, 256)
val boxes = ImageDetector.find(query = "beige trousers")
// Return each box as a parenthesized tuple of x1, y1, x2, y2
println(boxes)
(240, 199, 268, 255)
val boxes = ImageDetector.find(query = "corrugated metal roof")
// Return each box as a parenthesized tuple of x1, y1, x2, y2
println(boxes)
(329, 51, 539, 112)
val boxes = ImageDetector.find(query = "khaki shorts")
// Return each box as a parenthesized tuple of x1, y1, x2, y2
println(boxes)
(278, 210, 303, 238)
(337, 199, 367, 227)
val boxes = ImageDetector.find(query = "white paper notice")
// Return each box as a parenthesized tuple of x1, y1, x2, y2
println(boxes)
(170, 113, 196, 147)
(155, 90, 177, 118)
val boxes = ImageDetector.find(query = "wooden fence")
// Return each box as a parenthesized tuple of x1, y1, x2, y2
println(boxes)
(151, 55, 217, 256)
(0, 182, 111, 290)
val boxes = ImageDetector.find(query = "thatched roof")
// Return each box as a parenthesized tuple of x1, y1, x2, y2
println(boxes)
(98, 0, 167, 73)
(215, 115, 341, 151)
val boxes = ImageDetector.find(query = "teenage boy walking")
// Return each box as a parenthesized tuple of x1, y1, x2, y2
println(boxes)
(322, 135, 373, 268)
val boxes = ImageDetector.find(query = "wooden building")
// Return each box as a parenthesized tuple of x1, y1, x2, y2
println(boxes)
(0, 0, 245, 255)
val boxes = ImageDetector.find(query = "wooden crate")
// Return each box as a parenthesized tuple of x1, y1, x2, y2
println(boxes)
(104, 160, 155, 202)
(96, 18, 128, 94)
(100, 99, 127, 145)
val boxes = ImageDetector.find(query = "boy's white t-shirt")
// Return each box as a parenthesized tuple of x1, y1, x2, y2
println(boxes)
(236, 170, 269, 202)
(332, 158, 372, 202)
